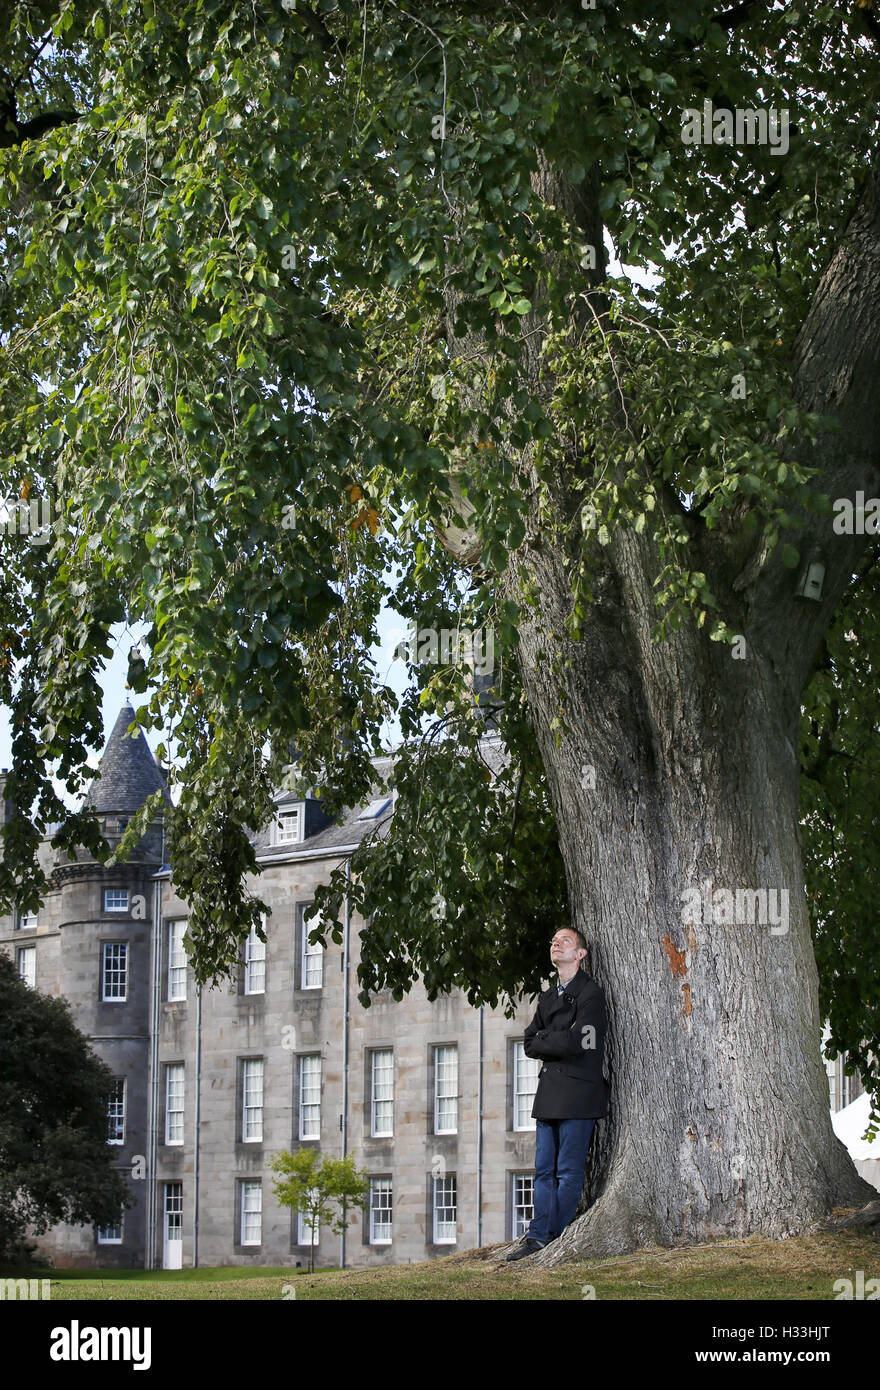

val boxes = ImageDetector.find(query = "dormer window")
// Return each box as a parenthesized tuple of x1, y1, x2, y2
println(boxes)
(273, 806, 303, 845)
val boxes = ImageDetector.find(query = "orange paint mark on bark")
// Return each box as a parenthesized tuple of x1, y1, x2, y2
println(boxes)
(681, 982, 692, 1016)
(662, 933, 687, 977)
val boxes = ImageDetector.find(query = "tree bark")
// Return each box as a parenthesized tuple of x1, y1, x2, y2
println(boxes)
(513, 537, 874, 1260)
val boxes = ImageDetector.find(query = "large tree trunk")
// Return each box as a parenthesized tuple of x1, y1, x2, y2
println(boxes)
(513, 537, 875, 1260)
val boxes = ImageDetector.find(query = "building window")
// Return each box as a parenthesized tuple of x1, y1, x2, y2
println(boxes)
(165, 1064, 184, 1145)
(512, 1173, 534, 1238)
(164, 1181, 183, 1253)
(244, 922, 266, 995)
(513, 1042, 540, 1131)
(299, 1055, 321, 1140)
(242, 1058, 264, 1142)
(102, 943, 128, 1001)
(240, 1181, 262, 1246)
(108, 1078, 126, 1145)
(168, 920, 187, 1001)
(432, 1175, 457, 1244)
(104, 889, 129, 912)
(16, 909, 38, 930)
(301, 908, 323, 989)
(97, 1218, 123, 1244)
(275, 807, 301, 844)
(16, 945, 35, 988)
(297, 1197, 320, 1248)
(433, 1045, 458, 1134)
(370, 1049, 394, 1137)
(369, 1178, 392, 1244)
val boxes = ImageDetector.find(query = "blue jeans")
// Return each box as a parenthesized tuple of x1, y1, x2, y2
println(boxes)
(527, 1118, 596, 1245)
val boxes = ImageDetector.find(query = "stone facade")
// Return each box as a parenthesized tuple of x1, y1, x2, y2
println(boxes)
(0, 705, 542, 1269)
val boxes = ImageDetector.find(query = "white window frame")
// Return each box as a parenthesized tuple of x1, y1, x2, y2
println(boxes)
(164, 1181, 183, 1235)
(165, 1064, 184, 1146)
(97, 1219, 123, 1245)
(513, 1041, 539, 1132)
(432, 1175, 457, 1245)
(369, 1177, 392, 1245)
(104, 889, 129, 912)
(101, 942, 128, 1001)
(301, 909, 323, 989)
(433, 1044, 458, 1134)
(108, 1078, 126, 1145)
(242, 1058, 264, 1142)
(16, 945, 35, 988)
(297, 1195, 320, 1248)
(240, 1181, 262, 1246)
(16, 909, 38, 930)
(299, 1054, 321, 1140)
(512, 1172, 535, 1239)
(168, 920, 187, 1001)
(274, 806, 303, 845)
(244, 922, 266, 995)
(370, 1049, 394, 1137)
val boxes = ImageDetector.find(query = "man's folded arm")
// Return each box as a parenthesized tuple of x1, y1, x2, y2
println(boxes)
(529, 988, 606, 1060)
(522, 999, 552, 1059)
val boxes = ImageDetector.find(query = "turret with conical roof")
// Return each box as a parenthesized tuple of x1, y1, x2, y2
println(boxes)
(52, 702, 169, 871)
(84, 701, 171, 817)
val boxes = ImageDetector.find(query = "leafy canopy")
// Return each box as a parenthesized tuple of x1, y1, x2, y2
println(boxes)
(0, 4, 877, 1104)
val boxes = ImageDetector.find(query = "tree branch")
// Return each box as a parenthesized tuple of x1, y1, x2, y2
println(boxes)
(712, 0, 765, 32)
(0, 109, 81, 148)
(0, 67, 80, 149)
(740, 160, 880, 700)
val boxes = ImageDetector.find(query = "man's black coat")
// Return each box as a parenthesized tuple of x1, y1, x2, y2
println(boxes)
(522, 969, 609, 1120)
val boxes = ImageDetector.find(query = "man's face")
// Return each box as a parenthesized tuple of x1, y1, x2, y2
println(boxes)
(550, 930, 585, 971)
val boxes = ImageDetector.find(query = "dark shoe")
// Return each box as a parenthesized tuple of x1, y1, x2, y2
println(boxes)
(505, 1238, 546, 1262)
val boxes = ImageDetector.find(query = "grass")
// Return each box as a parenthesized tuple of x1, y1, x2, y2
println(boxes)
(8, 1225, 879, 1300)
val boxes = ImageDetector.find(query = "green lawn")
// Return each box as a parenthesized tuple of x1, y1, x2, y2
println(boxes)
(9, 1226, 878, 1300)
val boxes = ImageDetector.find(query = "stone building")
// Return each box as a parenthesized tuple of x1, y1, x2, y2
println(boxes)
(0, 703, 543, 1269)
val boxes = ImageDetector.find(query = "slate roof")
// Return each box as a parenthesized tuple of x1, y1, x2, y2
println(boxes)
(84, 702, 171, 814)
(253, 740, 510, 861)
(253, 755, 397, 859)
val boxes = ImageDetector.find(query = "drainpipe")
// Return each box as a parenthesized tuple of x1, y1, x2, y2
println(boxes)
(477, 1004, 484, 1248)
(340, 856, 352, 1270)
(147, 873, 163, 1269)
(193, 983, 202, 1267)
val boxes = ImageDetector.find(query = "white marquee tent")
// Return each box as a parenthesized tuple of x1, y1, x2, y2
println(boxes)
(832, 1092, 880, 1192)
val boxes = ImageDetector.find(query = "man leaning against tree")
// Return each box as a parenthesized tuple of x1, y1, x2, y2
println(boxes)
(507, 927, 609, 1261)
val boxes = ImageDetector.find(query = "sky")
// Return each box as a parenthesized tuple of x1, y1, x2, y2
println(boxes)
(0, 606, 413, 808)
